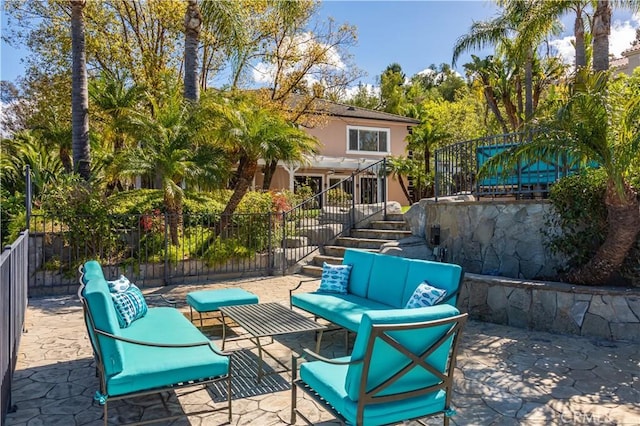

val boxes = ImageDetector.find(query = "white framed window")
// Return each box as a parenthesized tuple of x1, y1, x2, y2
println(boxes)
(346, 126, 390, 154)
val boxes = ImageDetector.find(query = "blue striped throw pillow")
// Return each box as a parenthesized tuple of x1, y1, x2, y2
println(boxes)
(405, 281, 447, 308)
(111, 284, 148, 328)
(318, 263, 352, 294)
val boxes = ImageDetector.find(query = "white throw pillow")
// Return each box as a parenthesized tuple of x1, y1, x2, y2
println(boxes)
(405, 281, 447, 308)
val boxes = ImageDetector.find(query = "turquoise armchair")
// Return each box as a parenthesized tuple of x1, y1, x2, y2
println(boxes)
(291, 305, 467, 425)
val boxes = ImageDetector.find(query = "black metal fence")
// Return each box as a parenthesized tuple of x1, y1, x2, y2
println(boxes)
(28, 212, 277, 295)
(1, 231, 28, 424)
(26, 159, 388, 294)
(434, 132, 587, 200)
(282, 159, 387, 266)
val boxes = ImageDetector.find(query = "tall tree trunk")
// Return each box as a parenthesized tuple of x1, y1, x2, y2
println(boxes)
(396, 175, 411, 204)
(184, 0, 201, 102)
(592, 0, 611, 72)
(524, 49, 533, 120)
(574, 8, 586, 69)
(218, 156, 257, 234)
(483, 86, 509, 134)
(262, 159, 278, 190)
(568, 181, 640, 285)
(71, 0, 91, 180)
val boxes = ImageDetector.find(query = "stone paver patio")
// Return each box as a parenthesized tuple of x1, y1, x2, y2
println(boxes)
(6, 274, 640, 425)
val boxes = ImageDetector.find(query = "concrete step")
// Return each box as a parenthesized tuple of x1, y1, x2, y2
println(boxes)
(312, 254, 344, 267)
(350, 229, 412, 240)
(385, 213, 405, 222)
(300, 264, 323, 277)
(364, 220, 408, 231)
(323, 245, 377, 257)
(335, 237, 393, 249)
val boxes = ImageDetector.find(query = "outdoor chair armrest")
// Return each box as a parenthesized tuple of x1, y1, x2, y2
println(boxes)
(289, 278, 321, 307)
(301, 348, 361, 365)
(92, 327, 231, 357)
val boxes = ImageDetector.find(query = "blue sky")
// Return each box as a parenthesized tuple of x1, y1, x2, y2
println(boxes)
(1, 1, 639, 88)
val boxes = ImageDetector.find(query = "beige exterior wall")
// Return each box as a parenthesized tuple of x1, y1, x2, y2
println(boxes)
(257, 116, 414, 206)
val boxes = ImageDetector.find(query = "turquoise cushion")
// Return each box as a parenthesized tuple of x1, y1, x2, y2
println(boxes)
(367, 255, 409, 308)
(111, 284, 148, 328)
(345, 305, 460, 401)
(82, 276, 125, 377)
(318, 263, 352, 294)
(107, 308, 229, 396)
(342, 249, 375, 298)
(402, 261, 462, 307)
(301, 356, 447, 425)
(186, 288, 258, 312)
(82, 260, 105, 284)
(404, 281, 447, 308)
(291, 292, 392, 332)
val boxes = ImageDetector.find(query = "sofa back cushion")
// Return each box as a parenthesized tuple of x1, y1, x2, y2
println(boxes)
(342, 249, 375, 298)
(344, 304, 461, 401)
(81, 265, 125, 376)
(402, 260, 462, 307)
(367, 254, 409, 308)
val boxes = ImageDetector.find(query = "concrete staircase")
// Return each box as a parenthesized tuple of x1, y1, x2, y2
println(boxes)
(300, 213, 411, 277)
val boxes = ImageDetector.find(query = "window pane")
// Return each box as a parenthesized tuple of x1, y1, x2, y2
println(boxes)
(360, 130, 378, 151)
(348, 129, 358, 150)
(378, 131, 388, 152)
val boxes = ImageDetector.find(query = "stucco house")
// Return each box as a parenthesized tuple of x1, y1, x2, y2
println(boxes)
(611, 35, 640, 76)
(255, 98, 420, 206)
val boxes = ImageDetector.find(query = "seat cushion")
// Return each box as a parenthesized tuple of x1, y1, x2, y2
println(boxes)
(107, 308, 229, 396)
(82, 276, 125, 377)
(342, 249, 375, 298)
(300, 356, 447, 426)
(345, 305, 461, 401)
(291, 292, 393, 332)
(367, 255, 410, 308)
(186, 288, 258, 313)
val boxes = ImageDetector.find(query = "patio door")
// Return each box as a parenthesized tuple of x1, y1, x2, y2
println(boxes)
(360, 177, 378, 204)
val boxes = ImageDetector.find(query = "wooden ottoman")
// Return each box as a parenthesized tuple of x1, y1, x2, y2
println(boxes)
(186, 288, 259, 329)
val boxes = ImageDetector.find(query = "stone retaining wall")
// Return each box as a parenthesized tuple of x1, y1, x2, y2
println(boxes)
(405, 198, 567, 279)
(459, 273, 640, 342)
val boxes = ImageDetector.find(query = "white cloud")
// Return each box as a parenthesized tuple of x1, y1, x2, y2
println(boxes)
(550, 13, 640, 66)
(549, 36, 575, 65)
(610, 13, 640, 57)
(343, 83, 380, 100)
(251, 32, 345, 86)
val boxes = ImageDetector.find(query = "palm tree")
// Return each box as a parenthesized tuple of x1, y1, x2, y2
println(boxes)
(260, 129, 318, 191)
(70, 0, 91, 180)
(209, 94, 318, 233)
(406, 121, 449, 199)
(479, 70, 640, 285)
(384, 156, 414, 204)
(592, 0, 612, 71)
(183, 0, 244, 101)
(115, 94, 229, 245)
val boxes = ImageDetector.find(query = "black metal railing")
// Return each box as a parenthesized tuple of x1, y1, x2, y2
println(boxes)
(1, 231, 28, 424)
(28, 212, 276, 295)
(434, 132, 587, 200)
(281, 158, 387, 270)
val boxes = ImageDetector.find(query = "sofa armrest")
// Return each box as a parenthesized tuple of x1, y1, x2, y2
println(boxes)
(93, 327, 231, 357)
(298, 348, 361, 365)
(145, 294, 178, 307)
(289, 278, 320, 308)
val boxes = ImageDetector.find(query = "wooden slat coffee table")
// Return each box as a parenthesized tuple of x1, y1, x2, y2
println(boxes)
(219, 302, 325, 382)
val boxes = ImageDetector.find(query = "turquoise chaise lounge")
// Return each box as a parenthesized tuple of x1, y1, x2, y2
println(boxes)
(290, 249, 464, 334)
(78, 260, 231, 425)
(291, 304, 468, 425)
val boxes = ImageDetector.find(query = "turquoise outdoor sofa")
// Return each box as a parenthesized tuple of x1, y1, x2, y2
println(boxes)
(291, 304, 468, 425)
(78, 261, 231, 425)
(290, 249, 464, 334)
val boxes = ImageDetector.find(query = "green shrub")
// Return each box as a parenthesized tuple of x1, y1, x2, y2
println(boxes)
(545, 169, 640, 286)
(327, 188, 352, 206)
